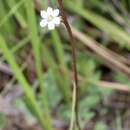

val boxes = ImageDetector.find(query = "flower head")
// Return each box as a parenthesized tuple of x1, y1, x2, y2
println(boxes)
(40, 7, 61, 30)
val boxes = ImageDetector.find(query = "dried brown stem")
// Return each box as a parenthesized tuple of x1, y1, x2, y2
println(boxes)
(78, 74, 130, 92)
(71, 26, 130, 78)
(47, 0, 51, 6)
(57, 0, 80, 129)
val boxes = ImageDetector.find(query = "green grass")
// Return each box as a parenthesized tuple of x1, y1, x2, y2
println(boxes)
(65, 0, 130, 49)
(25, 0, 52, 129)
(1, 0, 130, 130)
(0, 35, 50, 130)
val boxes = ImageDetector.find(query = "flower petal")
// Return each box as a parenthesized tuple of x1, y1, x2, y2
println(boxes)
(40, 11, 47, 18)
(47, 7, 53, 16)
(48, 22, 55, 30)
(40, 19, 47, 27)
(52, 9, 59, 17)
(53, 17, 61, 25)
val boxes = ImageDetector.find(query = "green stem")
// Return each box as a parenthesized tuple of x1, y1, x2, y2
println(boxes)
(0, 36, 48, 130)
(69, 82, 76, 130)
(25, 0, 52, 130)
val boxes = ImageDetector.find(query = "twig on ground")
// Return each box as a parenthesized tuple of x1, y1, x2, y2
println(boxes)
(96, 81, 130, 92)
(72, 27, 130, 78)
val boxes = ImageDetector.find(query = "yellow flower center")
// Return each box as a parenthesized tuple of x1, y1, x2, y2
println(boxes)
(47, 15, 53, 22)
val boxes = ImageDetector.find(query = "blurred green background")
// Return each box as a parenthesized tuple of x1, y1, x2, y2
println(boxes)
(0, 0, 130, 130)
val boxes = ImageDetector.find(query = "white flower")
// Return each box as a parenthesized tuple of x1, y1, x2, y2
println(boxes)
(40, 7, 61, 30)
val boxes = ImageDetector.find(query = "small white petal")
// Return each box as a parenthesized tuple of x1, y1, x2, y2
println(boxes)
(40, 19, 47, 27)
(48, 22, 55, 30)
(47, 7, 53, 15)
(40, 11, 47, 18)
(53, 17, 61, 25)
(52, 9, 59, 17)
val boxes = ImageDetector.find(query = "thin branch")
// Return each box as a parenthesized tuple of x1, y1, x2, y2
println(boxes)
(71, 26, 130, 78)
(57, 0, 80, 130)
(77, 73, 130, 92)
(96, 81, 130, 92)
(69, 82, 76, 130)
(47, 0, 51, 6)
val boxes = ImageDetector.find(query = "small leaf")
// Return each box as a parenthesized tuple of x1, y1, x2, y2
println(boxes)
(94, 122, 107, 130)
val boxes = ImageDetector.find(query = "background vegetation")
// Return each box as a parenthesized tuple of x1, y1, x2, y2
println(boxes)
(0, 0, 130, 130)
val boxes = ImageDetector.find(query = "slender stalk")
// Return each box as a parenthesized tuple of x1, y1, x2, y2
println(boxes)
(49, 0, 71, 104)
(0, 36, 47, 130)
(69, 82, 76, 130)
(48, 0, 51, 6)
(25, 0, 52, 130)
(57, 0, 80, 129)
